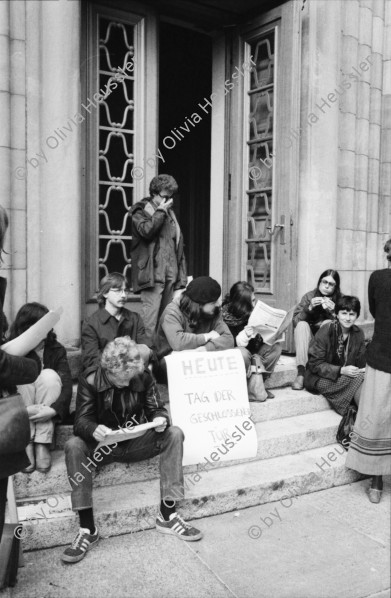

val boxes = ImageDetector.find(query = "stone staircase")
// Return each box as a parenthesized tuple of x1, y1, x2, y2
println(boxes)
(13, 352, 361, 551)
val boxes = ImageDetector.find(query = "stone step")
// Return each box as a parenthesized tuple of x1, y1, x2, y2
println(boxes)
(57, 387, 331, 450)
(16, 443, 361, 551)
(15, 409, 340, 499)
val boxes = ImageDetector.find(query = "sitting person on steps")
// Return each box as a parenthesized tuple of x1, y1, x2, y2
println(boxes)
(81, 272, 152, 376)
(153, 276, 234, 383)
(292, 269, 342, 390)
(7, 302, 72, 473)
(221, 281, 282, 399)
(304, 295, 366, 415)
(62, 336, 202, 564)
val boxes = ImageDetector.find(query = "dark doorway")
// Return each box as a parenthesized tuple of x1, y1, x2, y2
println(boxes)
(158, 22, 212, 278)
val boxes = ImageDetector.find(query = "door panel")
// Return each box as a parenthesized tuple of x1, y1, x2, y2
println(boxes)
(227, 1, 301, 350)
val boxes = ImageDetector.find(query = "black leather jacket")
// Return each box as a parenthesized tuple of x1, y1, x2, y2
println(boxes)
(74, 366, 170, 443)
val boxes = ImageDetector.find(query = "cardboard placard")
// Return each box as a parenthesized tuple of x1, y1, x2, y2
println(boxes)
(166, 349, 257, 466)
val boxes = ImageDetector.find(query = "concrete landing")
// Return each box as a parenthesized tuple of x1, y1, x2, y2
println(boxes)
(4, 478, 389, 598)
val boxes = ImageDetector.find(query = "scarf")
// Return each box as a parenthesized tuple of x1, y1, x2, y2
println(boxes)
(332, 319, 348, 364)
(221, 304, 249, 328)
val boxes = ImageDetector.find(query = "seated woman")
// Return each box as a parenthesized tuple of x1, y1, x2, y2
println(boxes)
(8, 302, 72, 473)
(304, 296, 365, 415)
(221, 281, 282, 399)
(292, 269, 342, 390)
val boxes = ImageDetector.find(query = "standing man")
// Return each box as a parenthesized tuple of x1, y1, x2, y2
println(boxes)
(131, 174, 187, 343)
(62, 337, 202, 564)
(154, 276, 234, 382)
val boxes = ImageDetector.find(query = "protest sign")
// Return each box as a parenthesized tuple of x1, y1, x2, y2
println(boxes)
(166, 349, 257, 466)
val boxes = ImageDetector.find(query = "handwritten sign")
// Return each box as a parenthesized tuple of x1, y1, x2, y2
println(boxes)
(166, 349, 257, 466)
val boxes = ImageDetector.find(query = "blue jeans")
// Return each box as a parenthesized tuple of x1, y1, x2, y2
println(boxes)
(65, 426, 184, 511)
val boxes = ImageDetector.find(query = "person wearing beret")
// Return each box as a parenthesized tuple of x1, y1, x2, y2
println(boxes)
(154, 276, 234, 382)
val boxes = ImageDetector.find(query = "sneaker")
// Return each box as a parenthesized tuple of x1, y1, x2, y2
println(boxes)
(61, 527, 99, 563)
(156, 512, 203, 541)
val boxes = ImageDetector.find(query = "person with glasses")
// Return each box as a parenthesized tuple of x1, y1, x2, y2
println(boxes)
(81, 272, 152, 376)
(292, 269, 342, 390)
(131, 174, 187, 343)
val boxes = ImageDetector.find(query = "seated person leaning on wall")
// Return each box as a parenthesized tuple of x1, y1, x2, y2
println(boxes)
(81, 272, 153, 376)
(292, 269, 343, 390)
(154, 276, 234, 383)
(7, 302, 72, 473)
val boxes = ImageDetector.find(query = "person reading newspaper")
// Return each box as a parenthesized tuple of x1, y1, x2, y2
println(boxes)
(62, 336, 202, 564)
(222, 282, 284, 399)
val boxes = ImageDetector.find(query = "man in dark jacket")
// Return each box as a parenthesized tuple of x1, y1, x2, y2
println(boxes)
(81, 272, 151, 375)
(62, 336, 202, 564)
(131, 174, 187, 343)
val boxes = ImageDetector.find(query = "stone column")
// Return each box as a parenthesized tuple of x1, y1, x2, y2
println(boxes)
(297, 0, 341, 297)
(25, 0, 81, 345)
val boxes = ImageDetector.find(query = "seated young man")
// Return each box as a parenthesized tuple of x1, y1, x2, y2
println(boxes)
(62, 337, 202, 564)
(81, 272, 152, 375)
(154, 276, 234, 382)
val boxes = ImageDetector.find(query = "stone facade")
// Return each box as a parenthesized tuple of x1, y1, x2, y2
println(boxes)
(0, 0, 389, 345)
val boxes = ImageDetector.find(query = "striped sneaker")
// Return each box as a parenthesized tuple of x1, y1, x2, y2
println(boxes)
(156, 512, 203, 541)
(61, 527, 99, 563)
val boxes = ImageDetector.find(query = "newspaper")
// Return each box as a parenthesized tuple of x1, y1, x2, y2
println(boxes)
(96, 421, 160, 448)
(1, 307, 63, 356)
(248, 300, 295, 345)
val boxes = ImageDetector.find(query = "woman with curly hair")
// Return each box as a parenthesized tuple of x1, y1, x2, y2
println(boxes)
(221, 281, 282, 399)
(8, 302, 72, 473)
(346, 239, 391, 503)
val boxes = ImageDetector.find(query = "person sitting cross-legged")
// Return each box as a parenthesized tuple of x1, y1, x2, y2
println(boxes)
(81, 272, 152, 376)
(62, 336, 202, 564)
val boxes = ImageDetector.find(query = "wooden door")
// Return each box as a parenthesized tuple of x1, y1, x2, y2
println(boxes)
(225, 1, 301, 351)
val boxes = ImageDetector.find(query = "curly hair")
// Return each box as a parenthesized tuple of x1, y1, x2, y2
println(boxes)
(8, 302, 57, 345)
(149, 174, 178, 197)
(0, 205, 9, 264)
(100, 336, 142, 373)
(97, 272, 128, 306)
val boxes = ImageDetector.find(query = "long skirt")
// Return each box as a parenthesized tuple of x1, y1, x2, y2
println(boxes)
(316, 373, 365, 416)
(346, 365, 391, 475)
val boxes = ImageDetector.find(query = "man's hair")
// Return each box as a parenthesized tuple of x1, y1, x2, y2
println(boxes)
(101, 336, 141, 373)
(149, 174, 178, 197)
(179, 293, 203, 329)
(97, 272, 127, 306)
(0, 205, 9, 264)
(335, 295, 361, 317)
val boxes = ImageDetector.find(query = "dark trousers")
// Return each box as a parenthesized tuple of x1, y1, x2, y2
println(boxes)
(65, 426, 184, 511)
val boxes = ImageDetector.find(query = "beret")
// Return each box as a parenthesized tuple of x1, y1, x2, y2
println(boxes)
(185, 276, 221, 304)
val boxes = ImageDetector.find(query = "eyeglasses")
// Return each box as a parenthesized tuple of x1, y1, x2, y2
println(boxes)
(110, 287, 130, 294)
(320, 279, 336, 288)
